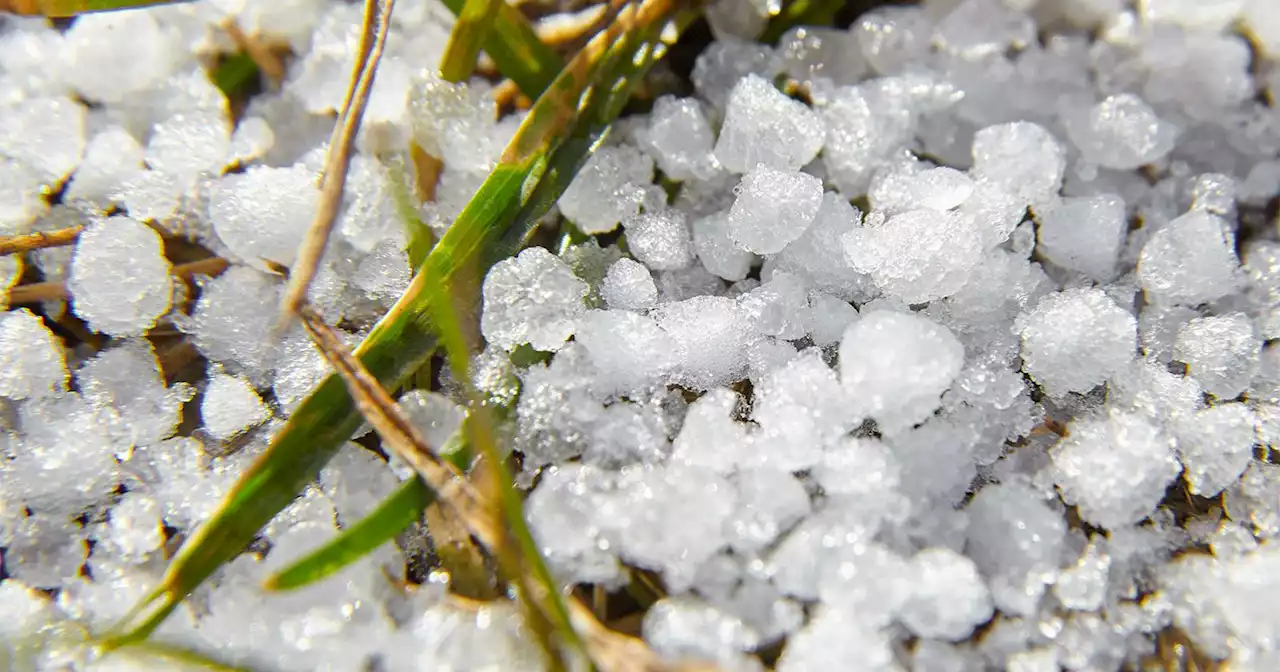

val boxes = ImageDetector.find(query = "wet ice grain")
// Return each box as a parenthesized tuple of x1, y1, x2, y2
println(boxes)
(1064, 94, 1178, 170)
(480, 247, 589, 352)
(727, 165, 823, 255)
(68, 216, 172, 337)
(208, 164, 319, 269)
(1137, 210, 1241, 306)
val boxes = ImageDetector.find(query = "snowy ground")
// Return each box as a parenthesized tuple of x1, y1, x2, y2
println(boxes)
(3, 0, 1280, 669)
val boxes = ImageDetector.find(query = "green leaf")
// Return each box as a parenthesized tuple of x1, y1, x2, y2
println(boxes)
(1, 0, 191, 16)
(211, 52, 259, 100)
(106, 641, 258, 672)
(439, 0, 503, 84)
(263, 477, 437, 592)
(439, 0, 561, 98)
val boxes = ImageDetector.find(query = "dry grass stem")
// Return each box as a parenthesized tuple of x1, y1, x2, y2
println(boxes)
(279, 0, 395, 325)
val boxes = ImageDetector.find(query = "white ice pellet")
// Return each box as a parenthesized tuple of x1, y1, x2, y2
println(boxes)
(971, 122, 1066, 205)
(843, 209, 985, 304)
(773, 193, 875, 302)
(575, 309, 677, 395)
(4, 514, 88, 589)
(352, 239, 411, 307)
(1137, 210, 1241, 306)
(637, 96, 720, 182)
(814, 436, 900, 499)
(965, 481, 1066, 617)
(751, 349, 854, 470)
(105, 493, 164, 563)
(692, 211, 755, 282)
(806, 292, 860, 346)
(726, 467, 811, 552)
(145, 110, 232, 184)
(584, 402, 669, 467)
(558, 145, 654, 234)
(934, 0, 1037, 59)
(201, 372, 270, 442)
(691, 40, 780, 115)
(182, 266, 284, 386)
(1017, 288, 1136, 397)
(713, 74, 825, 173)
(77, 339, 191, 448)
(0, 97, 87, 184)
(897, 547, 994, 641)
(398, 390, 467, 452)
(1175, 403, 1259, 497)
(62, 12, 178, 103)
(839, 310, 965, 436)
(1052, 409, 1181, 529)
(1035, 194, 1126, 280)
(1064, 94, 1177, 171)
(600, 258, 658, 311)
(727, 165, 823, 255)
(737, 271, 810, 340)
(63, 127, 145, 211)
(480, 247, 589, 352)
(209, 164, 319, 269)
(1053, 539, 1111, 612)
(320, 443, 400, 525)
(67, 216, 172, 337)
(655, 295, 755, 390)
(623, 209, 696, 271)
(870, 165, 975, 214)
(0, 309, 66, 401)
(1173, 313, 1260, 399)
(642, 596, 762, 670)
(671, 388, 753, 473)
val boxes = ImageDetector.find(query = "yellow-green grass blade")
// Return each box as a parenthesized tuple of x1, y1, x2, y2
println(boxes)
(263, 476, 437, 591)
(0, 0, 192, 15)
(440, 0, 561, 98)
(104, 641, 257, 672)
(107, 0, 696, 647)
(439, 0, 503, 84)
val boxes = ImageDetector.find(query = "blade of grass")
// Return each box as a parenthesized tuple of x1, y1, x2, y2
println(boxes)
(263, 476, 436, 591)
(279, 0, 395, 325)
(109, 0, 709, 646)
(439, 0, 502, 83)
(210, 52, 260, 101)
(439, 0, 561, 98)
(0, 0, 190, 15)
(106, 640, 257, 672)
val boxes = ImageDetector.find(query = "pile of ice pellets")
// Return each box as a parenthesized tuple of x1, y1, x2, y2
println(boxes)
(3, 0, 1280, 669)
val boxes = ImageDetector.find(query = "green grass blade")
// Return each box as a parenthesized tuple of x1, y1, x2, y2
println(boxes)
(106, 641, 257, 672)
(439, 0, 503, 84)
(211, 53, 259, 100)
(263, 477, 436, 591)
(1, 0, 192, 15)
(109, 0, 698, 646)
(440, 0, 561, 98)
